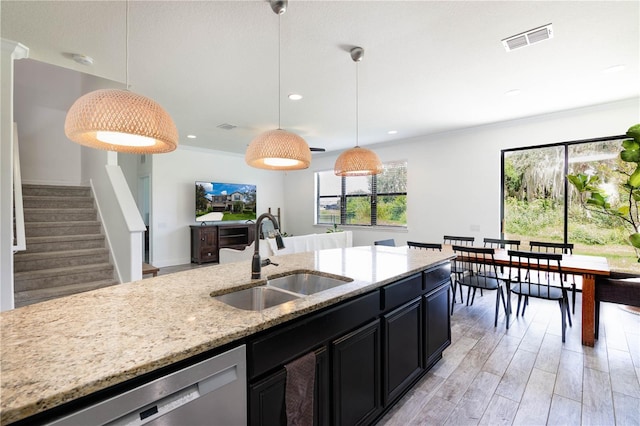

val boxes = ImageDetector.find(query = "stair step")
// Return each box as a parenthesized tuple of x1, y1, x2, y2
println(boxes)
(24, 208, 97, 223)
(15, 279, 119, 308)
(14, 248, 110, 272)
(22, 184, 91, 198)
(14, 263, 115, 292)
(25, 234, 105, 253)
(25, 221, 102, 238)
(23, 196, 94, 209)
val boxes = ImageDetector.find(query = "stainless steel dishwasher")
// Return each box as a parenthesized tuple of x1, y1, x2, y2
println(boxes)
(47, 345, 247, 426)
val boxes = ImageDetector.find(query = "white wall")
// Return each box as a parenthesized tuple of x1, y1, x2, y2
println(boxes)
(13, 59, 83, 185)
(284, 98, 640, 247)
(150, 146, 287, 267)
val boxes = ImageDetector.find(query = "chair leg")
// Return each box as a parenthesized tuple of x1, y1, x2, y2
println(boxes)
(522, 295, 528, 316)
(595, 300, 600, 340)
(451, 283, 457, 315)
(516, 294, 522, 316)
(571, 283, 576, 314)
(499, 287, 508, 315)
(494, 290, 500, 327)
(450, 275, 463, 304)
(560, 299, 566, 343)
(469, 287, 477, 306)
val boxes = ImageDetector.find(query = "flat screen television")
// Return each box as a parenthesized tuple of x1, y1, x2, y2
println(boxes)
(195, 181, 257, 222)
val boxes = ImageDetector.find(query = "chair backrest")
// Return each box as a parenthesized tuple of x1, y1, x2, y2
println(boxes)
(407, 241, 442, 251)
(507, 250, 565, 298)
(483, 238, 521, 250)
(443, 235, 474, 246)
(529, 241, 573, 254)
(374, 239, 396, 247)
(452, 245, 499, 285)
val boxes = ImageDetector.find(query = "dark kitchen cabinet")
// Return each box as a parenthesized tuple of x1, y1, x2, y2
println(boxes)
(382, 298, 423, 405)
(331, 320, 382, 426)
(424, 283, 451, 368)
(247, 263, 452, 426)
(249, 347, 329, 426)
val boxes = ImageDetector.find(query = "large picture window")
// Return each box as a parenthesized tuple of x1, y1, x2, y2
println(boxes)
(502, 135, 637, 273)
(316, 160, 407, 227)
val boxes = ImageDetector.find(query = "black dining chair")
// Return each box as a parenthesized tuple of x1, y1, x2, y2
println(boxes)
(507, 250, 572, 342)
(374, 239, 396, 247)
(407, 241, 442, 251)
(443, 235, 476, 304)
(451, 246, 508, 327)
(529, 241, 577, 314)
(482, 238, 521, 280)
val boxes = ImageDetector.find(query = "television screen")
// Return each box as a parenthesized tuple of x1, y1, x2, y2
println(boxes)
(195, 181, 257, 222)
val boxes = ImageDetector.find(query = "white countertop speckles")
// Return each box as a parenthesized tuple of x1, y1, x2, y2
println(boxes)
(0, 246, 453, 425)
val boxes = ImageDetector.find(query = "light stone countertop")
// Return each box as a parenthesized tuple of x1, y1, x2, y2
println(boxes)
(0, 245, 454, 425)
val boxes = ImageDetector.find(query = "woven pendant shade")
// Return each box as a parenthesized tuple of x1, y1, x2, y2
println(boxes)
(65, 89, 178, 154)
(245, 129, 311, 170)
(334, 146, 383, 176)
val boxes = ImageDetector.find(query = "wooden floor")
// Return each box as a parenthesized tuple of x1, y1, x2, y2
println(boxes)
(378, 290, 640, 425)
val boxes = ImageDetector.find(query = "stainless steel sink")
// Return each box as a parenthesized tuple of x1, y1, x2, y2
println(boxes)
(213, 286, 301, 311)
(267, 272, 352, 295)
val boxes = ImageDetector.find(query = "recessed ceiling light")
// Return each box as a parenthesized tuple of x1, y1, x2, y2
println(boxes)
(288, 93, 303, 101)
(187, 134, 197, 139)
(388, 130, 398, 135)
(505, 89, 521, 96)
(603, 64, 626, 73)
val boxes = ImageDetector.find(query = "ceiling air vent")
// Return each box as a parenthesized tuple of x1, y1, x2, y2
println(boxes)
(217, 123, 237, 130)
(502, 23, 553, 52)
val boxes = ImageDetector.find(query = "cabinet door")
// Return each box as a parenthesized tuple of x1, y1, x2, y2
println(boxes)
(249, 347, 329, 426)
(424, 283, 451, 368)
(331, 320, 382, 426)
(382, 298, 423, 405)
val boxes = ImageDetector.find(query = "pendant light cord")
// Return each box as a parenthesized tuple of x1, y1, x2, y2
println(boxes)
(125, 0, 129, 90)
(355, 60, 359, 148)
(278, 13, 282, 129)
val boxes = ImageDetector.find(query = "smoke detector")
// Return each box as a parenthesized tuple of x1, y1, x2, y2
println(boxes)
(217, 123, 237, 130)
(502, 24, 553, 52)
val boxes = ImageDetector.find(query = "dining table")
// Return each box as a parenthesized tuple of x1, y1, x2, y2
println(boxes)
(444, 245, 610, 346)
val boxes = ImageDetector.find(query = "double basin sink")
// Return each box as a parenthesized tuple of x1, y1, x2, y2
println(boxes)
(213, 271, 353, 311)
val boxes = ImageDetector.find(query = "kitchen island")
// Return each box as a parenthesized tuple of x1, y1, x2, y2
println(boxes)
(1, 245, 454, 425)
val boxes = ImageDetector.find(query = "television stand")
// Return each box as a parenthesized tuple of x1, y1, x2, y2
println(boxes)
(190, 223, 255, 264)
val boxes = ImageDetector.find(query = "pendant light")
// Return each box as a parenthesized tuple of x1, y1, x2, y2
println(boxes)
(334, 47, 383, 176)
(245, 0, 311, 170)
(65, 1, 178, 154)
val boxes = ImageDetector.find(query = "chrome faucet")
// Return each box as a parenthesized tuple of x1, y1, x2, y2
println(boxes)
(252, 212, 285, 279)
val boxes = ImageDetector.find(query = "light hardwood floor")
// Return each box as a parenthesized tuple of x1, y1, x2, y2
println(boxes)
(378, 290, 640, 426)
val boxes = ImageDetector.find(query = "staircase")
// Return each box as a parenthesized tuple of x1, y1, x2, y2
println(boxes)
(14, 185, 118, 307)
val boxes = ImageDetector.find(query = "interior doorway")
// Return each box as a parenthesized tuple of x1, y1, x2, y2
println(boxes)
(138, 175, 150, 263)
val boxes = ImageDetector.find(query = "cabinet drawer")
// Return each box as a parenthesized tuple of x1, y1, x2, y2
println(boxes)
(248, 291, 380, 380)
(423, 263, 451, 293)
(381, 274, 422, 311)
(199, 249, 218, 262)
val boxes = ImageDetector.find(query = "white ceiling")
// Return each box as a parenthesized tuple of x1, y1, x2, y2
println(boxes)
(2, 0, 639, 155)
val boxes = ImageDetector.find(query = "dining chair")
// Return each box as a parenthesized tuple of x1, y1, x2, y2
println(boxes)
(443, 235, 476, 304)
(507, 250, 572, 342)
(482, 237, 521, 279)
(529, 241, 577, 314)
(407, 241, 442, 251)
(374, 239, 396, 247)
(483, 238, 521, 250)
(451, 246, 508, 327)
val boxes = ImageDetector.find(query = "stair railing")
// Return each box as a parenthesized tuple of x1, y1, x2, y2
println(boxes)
(12, 123, 26, 252)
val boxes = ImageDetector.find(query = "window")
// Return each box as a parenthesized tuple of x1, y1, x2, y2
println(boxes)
(316, 160, 407, 227)
(502, 136, 638, 273)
